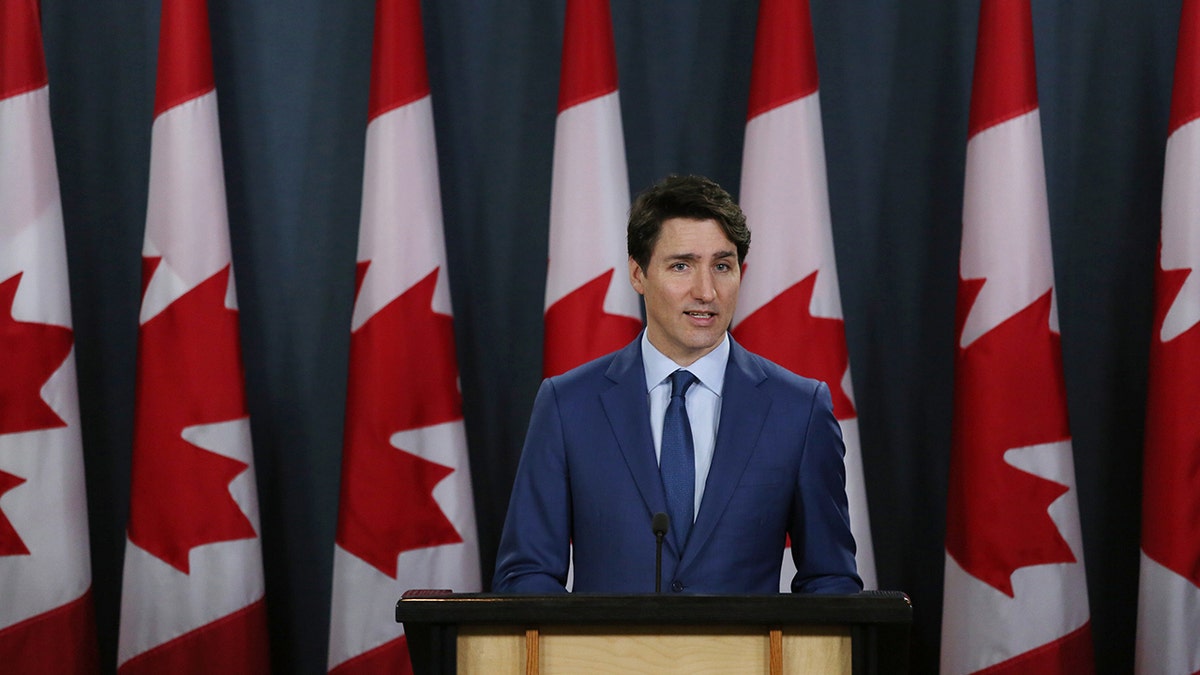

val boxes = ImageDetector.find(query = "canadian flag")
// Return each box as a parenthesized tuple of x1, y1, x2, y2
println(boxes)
(542, 0, 642, 378)
(1135, 1, 1200, 673)
(117, 0, 270, 671)
(326, 0, 481, 672)
(941, 1, 1093, 672)
(0, 2, 100, 671)
(732, 0, 877, 592)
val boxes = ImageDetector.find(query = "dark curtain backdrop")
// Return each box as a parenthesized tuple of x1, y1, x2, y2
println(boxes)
(37, 0, 1173, 672)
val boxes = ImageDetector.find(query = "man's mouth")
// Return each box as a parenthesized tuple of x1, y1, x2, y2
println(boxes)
(686, 311, 715, 319)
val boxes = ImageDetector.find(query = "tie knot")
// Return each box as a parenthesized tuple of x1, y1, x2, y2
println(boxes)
(669, 369, 698, 399)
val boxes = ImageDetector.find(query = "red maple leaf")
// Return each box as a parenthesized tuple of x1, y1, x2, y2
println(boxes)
(336, 266, 465, 578)
(543, 269, 643, 377)
(127, 263, 257, 574)
(945, 278, 1075, 596)
(0, 273, 74, 434)
(0, 272, 74, 558)
(1141, 260, 1200, 587)
(0, 470, 31, 556)
(732, 271, 855, 419)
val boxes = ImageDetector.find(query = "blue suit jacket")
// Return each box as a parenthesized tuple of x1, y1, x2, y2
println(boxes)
(493, 335, 862, 594)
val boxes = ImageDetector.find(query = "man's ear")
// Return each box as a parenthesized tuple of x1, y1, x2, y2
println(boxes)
(628, 256, 645, 295)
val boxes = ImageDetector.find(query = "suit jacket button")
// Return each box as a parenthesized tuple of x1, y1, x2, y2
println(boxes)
(671, 580, 684, 592)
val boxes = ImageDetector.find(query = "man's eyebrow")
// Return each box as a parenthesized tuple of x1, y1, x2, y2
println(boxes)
(663, 250, 736, 261)
(664, 252, 701, 262)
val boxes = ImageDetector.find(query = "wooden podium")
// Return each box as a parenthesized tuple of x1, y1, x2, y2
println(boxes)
(396, 591, 911, 674)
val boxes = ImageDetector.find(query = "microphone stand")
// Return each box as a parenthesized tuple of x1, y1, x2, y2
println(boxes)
(655, 532, 664, 593)
(652, 512, 669, 593)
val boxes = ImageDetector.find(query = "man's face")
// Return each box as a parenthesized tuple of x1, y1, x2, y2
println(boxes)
(629, 217, 741, 366)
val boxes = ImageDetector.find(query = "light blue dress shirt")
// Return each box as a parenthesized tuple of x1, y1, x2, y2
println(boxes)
(641, 331, 729, 521)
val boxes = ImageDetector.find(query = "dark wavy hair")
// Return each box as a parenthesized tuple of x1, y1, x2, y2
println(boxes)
(627, 174, 750, 270)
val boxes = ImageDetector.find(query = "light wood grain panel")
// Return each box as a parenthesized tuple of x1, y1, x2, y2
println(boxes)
(783, 626, 851, 674)
(457, 625, 525, 675)
(456, 624, 853, 674)
(539, 625, 768, 675)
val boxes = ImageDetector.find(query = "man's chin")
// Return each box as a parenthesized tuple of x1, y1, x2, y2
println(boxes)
(682, 331, 727, 356)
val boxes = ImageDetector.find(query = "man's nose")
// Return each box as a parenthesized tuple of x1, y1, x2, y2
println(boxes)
(692, 269, 716, 301)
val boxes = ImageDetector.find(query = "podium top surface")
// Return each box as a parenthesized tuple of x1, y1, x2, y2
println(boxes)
(395, 590, 911, 627)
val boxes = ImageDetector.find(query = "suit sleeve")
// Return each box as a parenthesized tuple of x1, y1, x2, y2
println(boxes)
(789, 381, 864, 594)
(492, 378, 573, 592)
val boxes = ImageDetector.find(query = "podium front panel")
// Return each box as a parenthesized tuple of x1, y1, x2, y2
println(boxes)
(398, 592, 910, 675)
(456, 624, 851, 674)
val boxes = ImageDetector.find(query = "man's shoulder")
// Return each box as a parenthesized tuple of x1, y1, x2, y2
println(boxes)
(545, 338, 640, 394)
(551, 352, 617, 387)
(732, 340, 825, 398)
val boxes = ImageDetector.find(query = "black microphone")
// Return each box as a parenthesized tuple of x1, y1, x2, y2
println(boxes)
(651, 512, 669, 593)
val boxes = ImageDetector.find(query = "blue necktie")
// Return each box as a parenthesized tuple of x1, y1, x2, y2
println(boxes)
(660, 369, 698, 550)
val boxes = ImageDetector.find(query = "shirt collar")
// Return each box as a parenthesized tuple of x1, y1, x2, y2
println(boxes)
(641, 331, 730, 396)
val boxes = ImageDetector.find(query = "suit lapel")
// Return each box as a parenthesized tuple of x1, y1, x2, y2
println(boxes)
(680, 338, 770, 570)
(599, 339, 671, 537)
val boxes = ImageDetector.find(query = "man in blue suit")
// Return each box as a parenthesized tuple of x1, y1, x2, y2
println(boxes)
(493, 175, 861, 595)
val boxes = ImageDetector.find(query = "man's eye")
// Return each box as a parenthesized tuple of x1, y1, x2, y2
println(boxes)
(672, 263, 688, 271)
(715, 263, 730, 271)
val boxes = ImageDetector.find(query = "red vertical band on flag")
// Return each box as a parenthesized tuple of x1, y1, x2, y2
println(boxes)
(117, 600, 270, 675)
(368, 0, 430, 121)
(972, 623, 1095, 675)
(967, 0, 1038, 138)
(154, 0, 215, 116)
(0, 0, 48, 99)
(329, 636, 413, 675)
(746, 0, 818, 120)
(1169, 0, 1200, 134)
(0, 591, 100, 673)
(557, 0, 619, 111)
